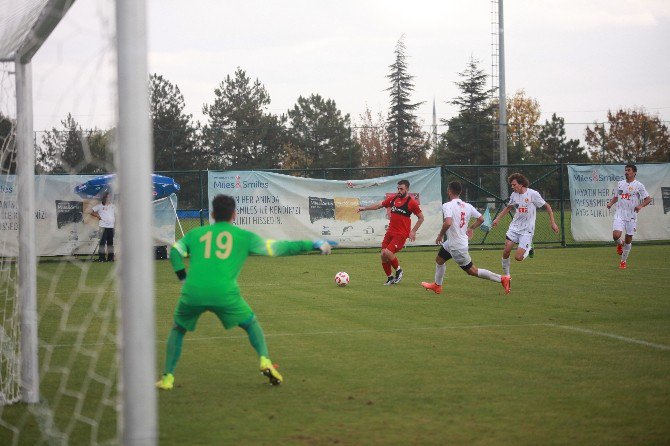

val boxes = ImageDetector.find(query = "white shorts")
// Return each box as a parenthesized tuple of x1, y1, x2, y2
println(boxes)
(613, 217, 637, 236)
(441, 241, 472, 267)
(506, 229, 533, 252)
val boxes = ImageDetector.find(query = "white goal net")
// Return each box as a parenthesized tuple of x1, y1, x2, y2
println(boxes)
(0, 62, 21, 408)
(0, 0, 157, 444)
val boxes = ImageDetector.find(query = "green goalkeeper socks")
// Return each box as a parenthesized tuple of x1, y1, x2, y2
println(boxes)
(240, 316, 269, 358)
(163, 318, 269, 376)
(164, 326, 185, 375)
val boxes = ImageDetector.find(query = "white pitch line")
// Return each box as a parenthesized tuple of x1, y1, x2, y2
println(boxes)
(546, 323, 670, 351)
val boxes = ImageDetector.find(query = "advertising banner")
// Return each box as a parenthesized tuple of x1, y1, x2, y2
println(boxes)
(207, 168, 444, 248)
(0, 175, 177, 256)
(567, 164, 670, 241)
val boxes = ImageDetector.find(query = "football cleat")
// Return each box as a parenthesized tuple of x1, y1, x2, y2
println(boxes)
(528, 247, 534, 258)
(421, 281, 442, 294)
(617, 243, 623, 255)
(155, 373, 174, 390)
(260, 356, 283, 386)
(619, 261, 627, 269)
(394, 268, 404, 284)
(501, 275, 511, 294)
(384, 276, 395, 286)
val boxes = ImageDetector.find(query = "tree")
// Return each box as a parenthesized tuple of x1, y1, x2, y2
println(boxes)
(86, 129, 114, 171)
(355, 106, 391, 168)
(0, 112, 17, 174)
(436, 57, 495, 166)
(584, 108, 670, 162)
(150, 74, 200, 170)
(279, 142, 312, 170)
(284, 94, 361, 173)
(533, 113, 589, 164)
(201, 68, 287, 169)
(505, 89, 541, 164)
(386, 36, 427, 166)
(532, 113, 590, 200)
(37, 113, 111, 173)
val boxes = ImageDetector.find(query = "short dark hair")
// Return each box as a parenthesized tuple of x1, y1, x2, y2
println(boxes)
(398, 179, 410, 189)
(448, 181, 462, 196)
(625, 164, 637, 172)
(211, 194, 236, 222)
(508, 172, 529, 187)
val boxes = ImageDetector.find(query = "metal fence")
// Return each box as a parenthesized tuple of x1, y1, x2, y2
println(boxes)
(159, 164, 666, 248)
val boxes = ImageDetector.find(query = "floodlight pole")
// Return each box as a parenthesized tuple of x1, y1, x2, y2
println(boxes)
(116, 0, 157, 444)
(15, 59, 39, 404)
(498, 0, 508, 200)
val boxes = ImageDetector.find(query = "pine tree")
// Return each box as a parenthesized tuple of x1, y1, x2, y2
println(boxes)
(436, 57, 495, 166)
(532, 113, 589, 199)
(385, 36, 427, 166)
(201, 68, 287, 169)
(149, 74, 199, 170)
(284, 93, 361, 175)
(534, 113, 588, 164)
(37, 114, 110, 173)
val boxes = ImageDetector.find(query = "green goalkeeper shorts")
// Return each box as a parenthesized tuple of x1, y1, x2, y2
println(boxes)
(173, 297, 254, 331)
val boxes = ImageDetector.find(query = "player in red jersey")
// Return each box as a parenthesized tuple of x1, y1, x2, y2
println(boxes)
(358, 179, 424, 285)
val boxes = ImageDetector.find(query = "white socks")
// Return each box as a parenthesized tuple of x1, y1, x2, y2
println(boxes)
(622, 243, 632, 261)
(502, 257, 511, 276)
(477, 268, 502, 283)
(434, 262, 446, 285)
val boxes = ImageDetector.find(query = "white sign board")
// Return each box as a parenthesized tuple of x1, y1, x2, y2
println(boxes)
(207, 168, 444, 248)
(0, 175, 177, 256)
(567, 164, 670, 241)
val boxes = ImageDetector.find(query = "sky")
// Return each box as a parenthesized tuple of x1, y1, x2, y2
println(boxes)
(16, 0, 670, 143)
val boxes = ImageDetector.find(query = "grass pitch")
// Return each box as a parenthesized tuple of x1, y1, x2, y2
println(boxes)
(1, 245, 669, 445)
(155, 245, 669, 445)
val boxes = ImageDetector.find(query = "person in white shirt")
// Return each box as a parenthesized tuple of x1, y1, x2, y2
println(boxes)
(605, 164, 651, 269)
(421, 181, 510, 295)
(492, 173, 559, 289)
(91, 193, 116, 262)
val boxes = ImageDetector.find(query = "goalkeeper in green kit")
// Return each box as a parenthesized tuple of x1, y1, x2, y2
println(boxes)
(156, 194, 336, 389)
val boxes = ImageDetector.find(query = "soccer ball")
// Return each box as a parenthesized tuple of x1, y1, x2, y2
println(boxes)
(334, 271, 350, 287)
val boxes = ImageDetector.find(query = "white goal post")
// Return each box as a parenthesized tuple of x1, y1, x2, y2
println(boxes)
(1, 0, 157, 444)
(115, 0, 158, 443)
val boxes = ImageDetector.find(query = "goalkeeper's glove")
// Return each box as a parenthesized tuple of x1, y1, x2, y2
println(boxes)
(175, 269, 187, 282)
(312, 239, 338, 255)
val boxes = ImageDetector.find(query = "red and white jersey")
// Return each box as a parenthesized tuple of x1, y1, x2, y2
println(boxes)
(613, 179, 649, 221)
(442, 198, 481, 251)
(381, 194, 422, 238)
(507, 188, 546, 234)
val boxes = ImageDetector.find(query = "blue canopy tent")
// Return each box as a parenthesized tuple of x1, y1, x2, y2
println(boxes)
(74, 173, 180, 201)
(74, 173, 184, 237)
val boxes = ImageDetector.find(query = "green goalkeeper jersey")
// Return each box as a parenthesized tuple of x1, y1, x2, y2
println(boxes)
(170, 221, 313, 305)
